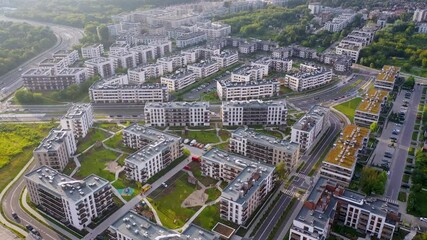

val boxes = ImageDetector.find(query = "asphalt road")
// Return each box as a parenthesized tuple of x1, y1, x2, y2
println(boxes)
(385, 85, 423, 200)
(0, 15, 83, 100)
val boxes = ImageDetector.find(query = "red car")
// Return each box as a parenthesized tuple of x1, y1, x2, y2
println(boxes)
(192, 156, 201, 162)
(183, 165, 192, 170)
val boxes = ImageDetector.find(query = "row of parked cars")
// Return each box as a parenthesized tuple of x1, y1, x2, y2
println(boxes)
(182, 139, 212, 151)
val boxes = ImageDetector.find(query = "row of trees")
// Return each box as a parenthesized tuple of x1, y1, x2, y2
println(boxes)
(0, 21, 56, 76)
(359, 166, 387, 195)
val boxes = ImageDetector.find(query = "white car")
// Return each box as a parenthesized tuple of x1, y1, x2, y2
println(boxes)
(161, 182, 168, 188)
(420, 217, 427, 222)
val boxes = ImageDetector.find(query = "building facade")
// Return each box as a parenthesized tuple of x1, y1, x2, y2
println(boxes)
(144, 102, 210, 127)
(60, 104, 94, 140)
(217, 79, 280, 101)
(161, 69, 196, 92)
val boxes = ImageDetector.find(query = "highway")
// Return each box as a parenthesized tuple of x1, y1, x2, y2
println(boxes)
(0, 15, 83, 101)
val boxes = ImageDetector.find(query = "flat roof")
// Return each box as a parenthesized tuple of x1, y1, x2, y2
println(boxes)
(232, 127, 299, 154)
(324, 125, 369, 169)
(62, 104, 91, 120)
(25, 166, 109, 203)
(182, 224, 219, 240)
(376, 65, 400, 83)
(123, 123, 181, 143)
(85, 57, 112, 64)
(57, 68, 86, 75)
(232, 65, 263, 76)
(189, 60, 217, 68)
(145, 101, 209, 109)
(219, 79, 278, 87)
(22, 68, 51, 76)
(292, 105, 329, 132)
(356, 88, 388, 115)
(222, 99, 286, 108)
(34, 128, 72, 152)
(176, 31, 206, 40)
(162, 69, 195, 80)
(90, 80, 166, 90)
(125, 139, 175, 165)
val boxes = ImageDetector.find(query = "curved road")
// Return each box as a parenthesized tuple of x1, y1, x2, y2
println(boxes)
(0, 15, 83, 100)
(0, 16, 83, 240)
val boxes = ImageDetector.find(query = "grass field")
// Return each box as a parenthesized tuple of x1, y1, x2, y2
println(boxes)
(200, 91, 220, 102)
(75, 145, 120, 181)
(193, 203, 221, 230)
(206, 188, 221, 202)
(94, 122, 122, 132)
(104, 133, 135, 153)
(0, 123, 55, 191)
(76, 128, 111, 153)
(254, 129, 283, 139)
(112, 174, 141, 201)
(408, 190, 427, 216)
(176, 130, 220, 144)
(188, 161, 218, 187)
(148, 172, 199, 229)
(333, 97, 363, 123)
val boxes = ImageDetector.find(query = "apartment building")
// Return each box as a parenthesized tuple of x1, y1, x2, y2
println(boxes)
(187, 60, 219, 78)
(354, 88, 388, 127)
(53, 49, 79, 66)
(133, 34, 169, 45)
(238, 42, 257, 54)
(39, 58, 68, 73)
(250, 58, 271, 76)
(290, 177, 399, 240)
(320, 53, 353, 72)
(374, 65, 400, 92)
(270, 58, 293, 73)
(127, 64, 164, 84)
(202, 148, 275, 225)
(129, 45, 156, 65)
(221, 100, 287, 126)
(60, 104, 94, 140)
(413, 8, 427, 22)
(291, 105, 330, 153)
(217, 79, 280, 101)
(109, 42, 129, 55)
(148, 41, 172, 58)
(176, 31, 208, 48)
(123, 124, 182, 183)
(212, 51, 239, 68)
(110, 51, 137, 69)
(272, 47, 293, 59)
(144, 102, 210, 127)
(89, 81, 168, 104)
(84, 57, 115, 78)
(284, 64, 333, 92)
(157, 55, 188, 73)
(23, 67, 88, 91)
(81, 44, 105, 59)
(161, 69, 196, 92)
(230, 127, 299, 169)
(33, 128, 76, 172)
(231, 66, 267, 82)
(108, 211, 219, 240)
(197, 22, 231, 38)
(335, 43, 362, 63)
(181, 49, 199, 64)
(324, 12, 357, 32)
(320, 125, 369, 185)
(25, 166, 113, 230)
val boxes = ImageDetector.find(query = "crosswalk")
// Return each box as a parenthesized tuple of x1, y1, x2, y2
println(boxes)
(282, 189, 296, 197)
(382, 198, 399, 205)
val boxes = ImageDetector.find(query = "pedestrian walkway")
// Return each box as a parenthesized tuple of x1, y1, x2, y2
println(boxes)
(382, 197, 399, 205)
(282, 189, 296, 197)
(142, 197, 162, 226)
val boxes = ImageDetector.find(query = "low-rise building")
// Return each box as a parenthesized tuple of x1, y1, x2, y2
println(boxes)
(197, 22, 231, 38)
(60, 104, 94, 140)
(270, 58, 293, 72)
(217, 79, 280, 101)
(211, 51, 239, 68)
(89, 80, 168, 104)
(324, 12, 357, 32)
(291, 105, 330, 153)
(284, 64, 333, 92)
(23, 67, 88, 91)
(110, 51, 137, 69)
(231, 66, 266, 82)
(320, 125, 370, 185)
(144, 102, 210, 127)
(123, 124, 182, 183)
(202, 148, 275, 225)
(157, 55, 188, 73)
(53, 49, 79, 66)
(354, 88, 388, 127)
(39, 58, 68, 73)
(320, 53, 353, 72)
(33, 129, 76, 171)
(109, 42, 129, 55)
(127, 64, 164, 84)
(84, 57, 115, 78)
(129, 45, 156, 65)
(25, 166, 113, 230)
(187, 60, 219, 79)
(81, 44, 104, 59)
(221, 100, 287, 126)
(335, 42, 362, 63)
(230, 127, 299, 169)
(161, 69, 196, 92)
(176, 31, 207, 48)
(374, 65, 400, 92)
(289, 177, 399, 240)
(272, 47, 293, 59)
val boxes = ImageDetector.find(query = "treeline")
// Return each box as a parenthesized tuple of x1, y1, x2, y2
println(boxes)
(0, 21, 56, 76)
(359, 21, 427, 71)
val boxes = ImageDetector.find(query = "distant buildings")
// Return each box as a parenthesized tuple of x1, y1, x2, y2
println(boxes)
(33, 128, 76, 171)
(123, 124, 182, 183)
(291, 105, 330, 153)
(144, 102, 210, 127)
(176, 32, 207, 48)
(324, 12, 357, 32)
(202, 148, 275, 225)
(231, 66, 267, 82)
(187, 60, 219, 79)
(23, 68, 88, 91)
(84, 57, 115, 78)
(284, 64, 333, 92)
(81, 44, 105, 59)
(161, 69, 196, 92)
(197, 22, 231, 38)
(354, 88, 388, 127)
(374, 65, 400, 92)
(217, 79, 280, 101)
(157, 55, 188, 73)
(127, 64, 164, 84)
(60, 104, 94, 140)
(413, 8, 427, 22)
(25, 166, 113, 230)
(230, 127, 300, 169)
(211, 51, 239, 68)
(221, 100, 287, 126)
(336, 26, 379, 62)
(289, 177, 399, 240)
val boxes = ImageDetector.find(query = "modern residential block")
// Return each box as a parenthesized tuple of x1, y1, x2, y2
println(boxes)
(374, 65, 400, 92)
(161, 69, 196, 92)
(187, 60, 219, 79)
(127, 64, 164, 84)
(157, 55, 188, 73)
(284, 64, 333, 92)
(144, 102, 210, 127)
(231, 66, 266, 82)
(81, 44, 105, 59)
(211, 51, 239, 68)
(23, 68, 88, 91)
(60, 103, 94, 140)
(354, 88, 388, 127)
(84, 57, 115, 78)
(217, 79, 280, 101)
(176, 31, 207, 48)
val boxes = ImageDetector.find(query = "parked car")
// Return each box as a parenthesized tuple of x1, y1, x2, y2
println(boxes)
(12, 212, 18, 219)
(161, 182, 168, 188)
(183, 165, 191, 170)
(25, 225, 33, 231)
(420, 217, 427, 222)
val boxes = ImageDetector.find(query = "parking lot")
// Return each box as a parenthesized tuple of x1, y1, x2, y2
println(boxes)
(183, 74, 229, 101)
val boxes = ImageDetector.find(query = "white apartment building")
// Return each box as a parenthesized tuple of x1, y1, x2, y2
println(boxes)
(187, 60, 219, 79)
(89, 81, 168, 104)
(25, 166, 113, 230)
(109, 42, 129, 55)
(84, 57, 115, 78)
(231, 66, 266, 82)
(354, 88, 388, 127)
(161, 69, 196, 92)
(291, 105, 330, 152)
(123, 124, 182, 183)
(272, 47, 293, 59)
(81, 44, 105, 59)
(284, 64, 333, 92)
(110, 51, 137, 69)
(148, 41, 172, 58)
(60, 104, 94, 140)
(230, 127, 300, 169)
(197, 22, 231, 38)
(129, 45, 156, 65)
(212, 51, 239, 68)
(181, 49, 198, 64)
(144, 102, 210, 127)
(413, 8, 427, 22)
(127, 64, 164, 84)
(335, 43, 362, 63)
(418, 23, 427, 33)
(324, 13, 357, 32)
(202, 149, 275, 225)
(39, 57, 67, 72)
(53, 49, 80, 66)
(176, 31, 207, 48)
(250, 58, 271, 76)
(157, 55, 188, 73)
(33, 129, 76, 172)
(221, 100, 287, 126)
(217, 79, 280, 101)
(270, 58, 293, 72)
(23, 67, 88, 91)
(374, 65, 400, 92)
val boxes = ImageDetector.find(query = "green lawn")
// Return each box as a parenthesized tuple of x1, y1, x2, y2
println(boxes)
(408, 190, 427, 216)
(75, 145, 120, 181)
(206, 188, 221, 202)
(200, 90, 220, 102)
(177, 130, 220, 144)
(215, 141, 229, 151)
(148, 172, 199, 229)
(218, 129, 231, 141)
(280, 86, 293, 95)
(104, 133, 135, 153)
(398, 192, 407, 202)
(0, 123, 55, 191)
(117, 154, 128, 166)
(188, 161, 219, 187)
(93, 122, 122, 132)
(254, 129, 283, 139)
(76, 128, 111, 153)
(333, 97, 363, 123)
(112, 174, 141, 201)
(193, 203, 222, 230)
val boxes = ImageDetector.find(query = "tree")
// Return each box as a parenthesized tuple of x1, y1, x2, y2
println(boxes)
(359, 167, 387, 195)
(369, 122, 378, 133)
(402, 76, 415, 90)
(275, 161, 287, 181)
